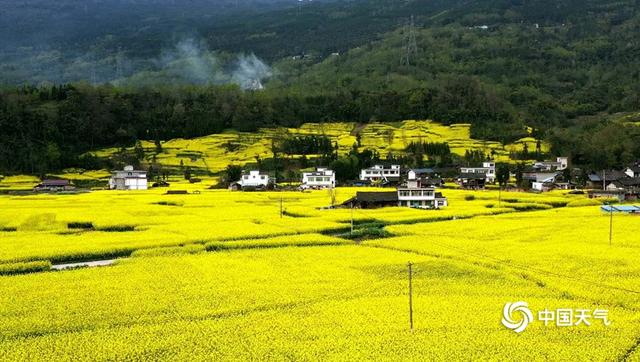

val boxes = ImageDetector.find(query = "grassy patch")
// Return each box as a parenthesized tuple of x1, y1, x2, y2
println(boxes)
(47, 249, 135, 264)
(0, 261, 51, 276)
(566, 198, 603, 207)
(131, 244, 205, 258)
(96, 225, 136, 232)
(205, 237, 349, 251)
(340, 226, 392, 241)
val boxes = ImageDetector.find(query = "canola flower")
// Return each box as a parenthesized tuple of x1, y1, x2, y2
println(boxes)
(0, 245, 637, 360)
(1, 185, 638, 360)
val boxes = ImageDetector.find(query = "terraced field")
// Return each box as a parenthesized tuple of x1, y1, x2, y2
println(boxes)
(86, 120, 546, 178)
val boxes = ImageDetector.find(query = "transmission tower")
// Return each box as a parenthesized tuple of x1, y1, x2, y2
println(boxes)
(401, 15, 418, 66)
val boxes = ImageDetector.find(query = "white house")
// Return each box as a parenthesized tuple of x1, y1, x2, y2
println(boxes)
(360, 164, 401, 182)
(533, 157, 569, 171)
(460, 161, 496, 183)
(109, 166, 147, 190)
(301, 167, 335, 189)
(238, 170, 271, 189)
(397, 186, 447, 209)
(529, 172, 560, 191)
(396, 175, 448, 209)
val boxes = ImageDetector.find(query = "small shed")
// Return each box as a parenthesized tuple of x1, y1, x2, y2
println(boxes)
(33, 179, 74, 192)
(457, 173, 486, 189)
(342, 191, 398, 209)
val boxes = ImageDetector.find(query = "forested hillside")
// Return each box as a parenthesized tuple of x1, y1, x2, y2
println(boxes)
(1, 0, 640, 174)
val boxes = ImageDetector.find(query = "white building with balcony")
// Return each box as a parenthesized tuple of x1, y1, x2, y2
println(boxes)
(238, 170, 271, 189)
(109, 166, 148, 190)
(397, 186, 447, 209)
(359, 164, 401, 183)
(533, 157, 569, 172)
(460, 161, 496, 183)
(301, 168, 335, 189)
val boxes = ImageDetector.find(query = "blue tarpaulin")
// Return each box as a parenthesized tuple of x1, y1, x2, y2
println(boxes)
(600, 205, 640, 213)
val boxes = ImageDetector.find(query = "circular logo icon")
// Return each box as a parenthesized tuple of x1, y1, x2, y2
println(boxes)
(502, 301, 533, 333)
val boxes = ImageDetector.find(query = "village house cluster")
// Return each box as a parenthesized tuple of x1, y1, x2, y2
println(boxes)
(587, 165, 640, 201)
(31, 155, 640, 205)
(228, 164, 449, 210)
(454, 156, 640, 200)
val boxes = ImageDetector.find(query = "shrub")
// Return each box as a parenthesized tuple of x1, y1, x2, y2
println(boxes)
(0, 261, 51, 276)
(509, 203, 552, 211)
(342, 227, 392, 241)
(282, 210, 309, 218)
(541, 200, 568, 208)
(67, 222, 94, 230)
(153, 201, 183, 207)
(464, 195, 475, 201)
(485, 204, 494, 208)
(96, 225, 136, 232)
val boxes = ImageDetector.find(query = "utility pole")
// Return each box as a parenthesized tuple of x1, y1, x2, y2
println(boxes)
(609, 204, 614, 246)
(498, 185, 502, 208)
(350, 203, 354, 234)
(408, 262, 414, 332)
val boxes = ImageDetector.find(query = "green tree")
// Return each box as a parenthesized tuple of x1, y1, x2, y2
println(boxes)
(496, 164, 510, 187)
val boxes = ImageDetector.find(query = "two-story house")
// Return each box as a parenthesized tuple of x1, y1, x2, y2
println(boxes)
(459, 161, 496, 183)
(109, 166, 147, 190)
(301, 168, 335, 189)
(359, 164, 401, 183)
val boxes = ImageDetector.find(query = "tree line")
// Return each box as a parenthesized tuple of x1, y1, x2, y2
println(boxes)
(0, 80, 519, 175)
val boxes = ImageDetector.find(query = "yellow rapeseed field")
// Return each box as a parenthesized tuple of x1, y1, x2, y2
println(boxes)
(1, 184, 639, 360)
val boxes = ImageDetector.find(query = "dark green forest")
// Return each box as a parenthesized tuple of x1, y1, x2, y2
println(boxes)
(1, 0, 640, 174)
